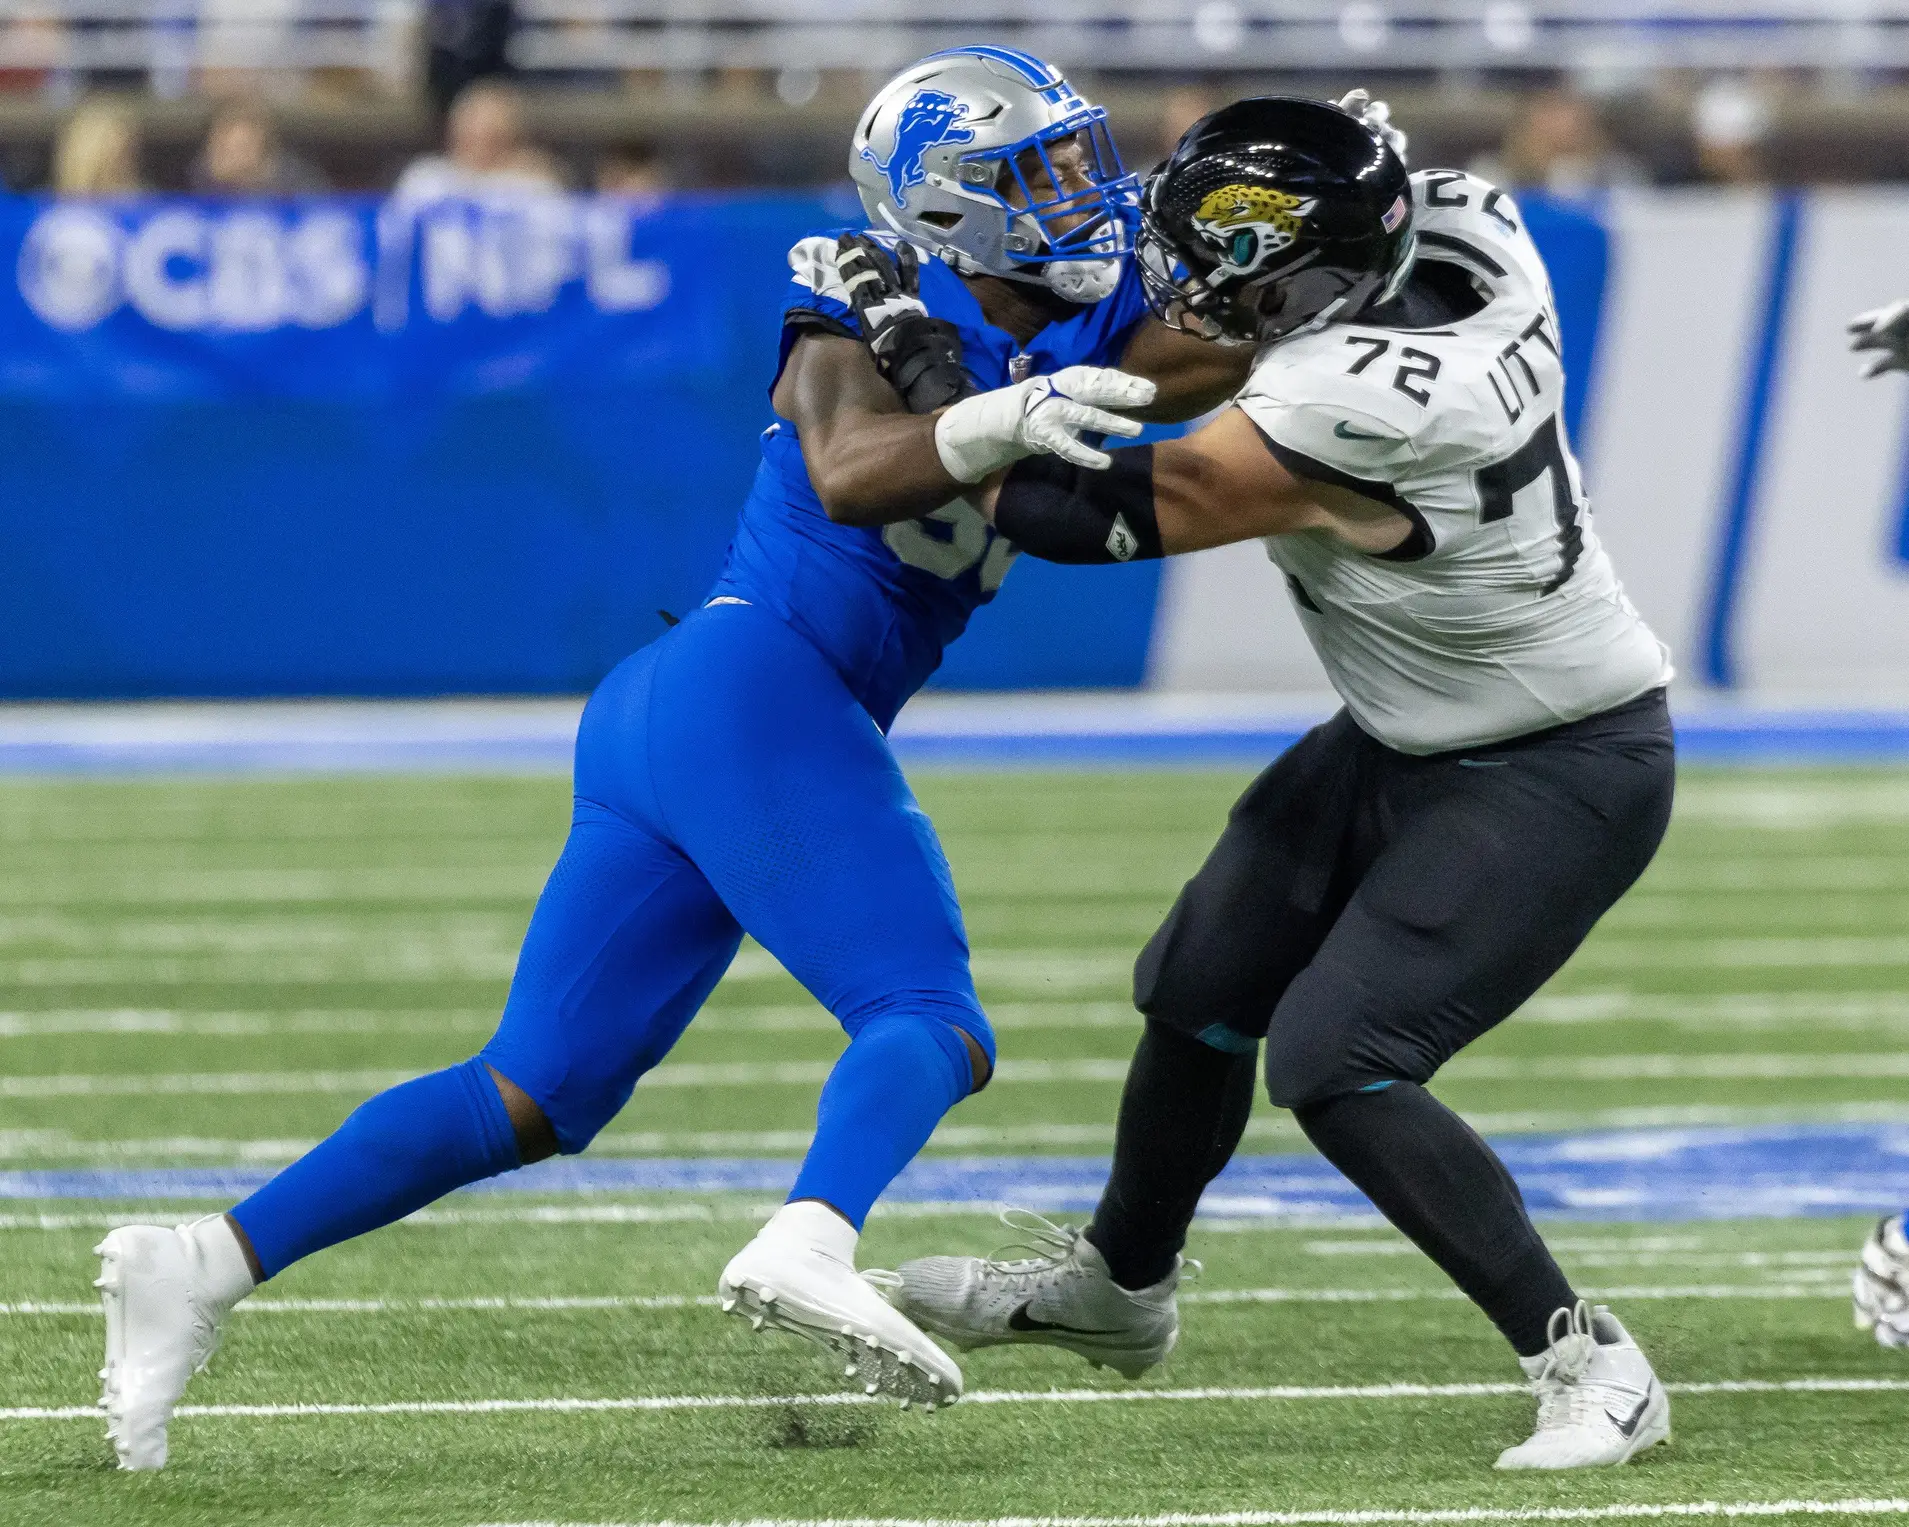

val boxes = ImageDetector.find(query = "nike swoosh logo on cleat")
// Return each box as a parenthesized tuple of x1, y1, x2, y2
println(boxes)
(1334, 420, 1390, 440)
(1607, 1392, 1652, 1438)
(1007, 1303, 1125, 1337)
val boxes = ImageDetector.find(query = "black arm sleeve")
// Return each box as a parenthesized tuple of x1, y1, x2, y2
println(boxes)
(992, 446, 1163, 564)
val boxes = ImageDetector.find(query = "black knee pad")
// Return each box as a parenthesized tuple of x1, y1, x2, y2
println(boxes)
(1261, 1025, 1347, 1111)
(1133, 901, 1260, 1054)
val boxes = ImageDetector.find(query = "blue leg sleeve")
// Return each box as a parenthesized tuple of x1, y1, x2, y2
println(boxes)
(229, 1057, 518, 1281)
(789, 1009, 973, 1229)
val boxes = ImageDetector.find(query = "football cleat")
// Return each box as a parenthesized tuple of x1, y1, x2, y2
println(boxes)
(1495, 1301, 1670, 1470)
(718, 1200, 962, 1411)
(1853, 1213, 1909, 1348)
(95, 1215, 255, 1470)
(893, 1209, 1183, 1379)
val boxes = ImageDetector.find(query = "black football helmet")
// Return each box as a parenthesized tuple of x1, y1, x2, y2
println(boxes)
(1138, 95, 1416, 346)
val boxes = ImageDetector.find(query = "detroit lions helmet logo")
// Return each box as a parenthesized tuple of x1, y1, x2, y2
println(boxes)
(861, 88, 977, 206)
(1191, 183, 1318, 278)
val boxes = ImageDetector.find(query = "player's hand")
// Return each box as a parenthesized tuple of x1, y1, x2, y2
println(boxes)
(1848, 299, 1909, 378)
(935, 366, 1158, 482)
(835, 233, 976, 414)
(1337, 89, 1408, 164)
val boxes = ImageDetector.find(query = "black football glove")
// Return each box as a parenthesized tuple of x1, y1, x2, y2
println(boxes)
(835, 233, 978, 414)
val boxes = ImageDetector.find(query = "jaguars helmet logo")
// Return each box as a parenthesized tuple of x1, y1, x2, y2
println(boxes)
(1191, 183, 1318, 278)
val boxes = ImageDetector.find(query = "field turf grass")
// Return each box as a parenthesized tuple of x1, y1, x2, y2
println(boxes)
(1, 767, 1907, 1526)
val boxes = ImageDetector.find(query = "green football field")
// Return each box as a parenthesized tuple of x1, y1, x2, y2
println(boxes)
(1, 766, 1907, 1526)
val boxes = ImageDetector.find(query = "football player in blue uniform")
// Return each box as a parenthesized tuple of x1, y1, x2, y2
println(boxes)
(91, 45, 1249, 1470)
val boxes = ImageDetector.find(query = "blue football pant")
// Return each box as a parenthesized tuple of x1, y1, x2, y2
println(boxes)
(233, 602, 993, 1276)
(481, 601, 995, 1215)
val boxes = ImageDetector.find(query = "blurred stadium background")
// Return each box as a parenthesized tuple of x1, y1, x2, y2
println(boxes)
(5, 7, 1909, 1523)
(0, 4, 1907, 712)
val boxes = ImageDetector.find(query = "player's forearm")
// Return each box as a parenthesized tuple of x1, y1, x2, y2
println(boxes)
(803, 411, 968, 527)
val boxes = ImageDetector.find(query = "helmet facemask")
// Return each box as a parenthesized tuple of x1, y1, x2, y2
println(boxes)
(984, 114, 1136, 302)
(852, 50, 1139, 306)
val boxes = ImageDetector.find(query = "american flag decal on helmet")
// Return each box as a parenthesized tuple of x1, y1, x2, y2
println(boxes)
(1381, 194, 1408, 233)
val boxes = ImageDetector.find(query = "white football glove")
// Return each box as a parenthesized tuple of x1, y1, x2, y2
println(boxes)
(1849, 299, 1909, 378)
(934, 365, 1157, 483)
(1338, 89, 1408, 164)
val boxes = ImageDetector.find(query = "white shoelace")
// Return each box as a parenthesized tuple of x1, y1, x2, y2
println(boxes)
(981, 1209, 1088, 1291)
(1529, 1300, 1605, 1432)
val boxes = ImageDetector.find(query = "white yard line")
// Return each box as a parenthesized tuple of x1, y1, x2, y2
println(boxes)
(0, 1059, 1134, 1098)
(1302, 1241, 1854, 1267)
(0, 1282, 1850, 1319)
(1565, 940, 1909, 970)
(6, 993, 1909, 1044)
(14, 1102, 1909, 1165)
(0, 868, 548, 904)
(1518, 993, 1909, 1027)
(1443, 1054, 1909, 1081)
(1411, 1102, 1909, 1132)
(460, 1502, 1909, 1527)
(6, 1378, 1907, 1425)
(0, 1008, 493, 1039)
(0, 1201, 1069, 1232)
(9, 938, 1906, 989)
(13, 1050, 1909, 1098)
(1671, 780, 1909, 825)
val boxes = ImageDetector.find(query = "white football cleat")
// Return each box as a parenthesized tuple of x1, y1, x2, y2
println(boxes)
(1495, 1301, 1669, 1470)
(893, 1210, 1183, 1379)
(95, 1215, 255, 1470)
(1854, 1213, 1909, 1349)
(718, 1200, 962, 1411)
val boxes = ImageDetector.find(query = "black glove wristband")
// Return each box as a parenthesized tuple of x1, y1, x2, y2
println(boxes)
(993, 447, 1163, 565)
(873, 314, 977, 413)
(836, 232, 977, 417)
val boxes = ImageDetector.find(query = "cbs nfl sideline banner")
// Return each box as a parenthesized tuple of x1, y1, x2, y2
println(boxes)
(0, 187, 1903, 700)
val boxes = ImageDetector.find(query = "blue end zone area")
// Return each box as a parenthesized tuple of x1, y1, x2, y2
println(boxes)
(7, 1123, 1905, 1223)
(2, 698, 1908, 773)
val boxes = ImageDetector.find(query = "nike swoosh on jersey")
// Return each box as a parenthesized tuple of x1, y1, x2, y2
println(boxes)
(1007, 1303, 1125, 1337)
(1606, 1391, 1653, 1438)
(1334, 420, 1392, 441)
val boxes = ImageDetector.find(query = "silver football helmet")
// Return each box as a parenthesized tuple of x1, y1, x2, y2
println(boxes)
(848, 46, 1141, 304)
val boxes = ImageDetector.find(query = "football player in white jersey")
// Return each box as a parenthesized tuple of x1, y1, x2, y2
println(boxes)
(1844, 300, 1909, 1348)
(882, 97, 1677, 1469)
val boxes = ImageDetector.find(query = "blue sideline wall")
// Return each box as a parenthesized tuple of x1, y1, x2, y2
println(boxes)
(0, 188, 1903, 699)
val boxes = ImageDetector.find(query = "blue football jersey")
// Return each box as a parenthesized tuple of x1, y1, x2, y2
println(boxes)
(707, 233, 1151, 732)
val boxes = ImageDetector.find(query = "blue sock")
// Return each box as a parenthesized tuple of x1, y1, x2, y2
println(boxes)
(788, 1012, 974, 1230)
(230, 1057, 520, 1280)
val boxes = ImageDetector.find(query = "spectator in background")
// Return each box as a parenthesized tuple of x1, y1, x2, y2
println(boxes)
(190, 101, 328, 194)
(53, 100, 143, 195)
(1470, 89, 1644, 195)
(425, 0, 515, 118)
(393, 78, 563, 199)
(0, 14, 64, 97)
(1693, 77, 1771, 185)
(595, 143, 669, 199)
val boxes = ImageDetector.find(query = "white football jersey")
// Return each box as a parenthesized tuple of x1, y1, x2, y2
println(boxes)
(1234, 170, 1673, 755)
